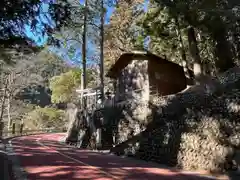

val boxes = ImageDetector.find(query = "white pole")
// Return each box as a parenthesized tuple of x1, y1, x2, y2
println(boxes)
(80, 72, 84, 108)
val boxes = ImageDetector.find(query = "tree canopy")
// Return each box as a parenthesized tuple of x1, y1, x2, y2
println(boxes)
(103, 0, 240, 76)
(49, 69, 82, 103)
(0, 0, 71, 64)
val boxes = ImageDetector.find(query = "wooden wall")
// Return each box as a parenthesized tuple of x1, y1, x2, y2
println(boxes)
(148, 59, 187, 96)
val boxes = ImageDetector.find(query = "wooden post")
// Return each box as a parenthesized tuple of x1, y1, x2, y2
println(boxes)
(0, 122, 3, 138)
(12, 123, 15, 135)
(20, 123, 24, 135)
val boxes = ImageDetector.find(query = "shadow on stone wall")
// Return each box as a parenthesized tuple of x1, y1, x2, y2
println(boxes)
(107, 67, 240, 173)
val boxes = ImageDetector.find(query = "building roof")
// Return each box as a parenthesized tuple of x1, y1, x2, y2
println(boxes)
(106, 50, 186, 79)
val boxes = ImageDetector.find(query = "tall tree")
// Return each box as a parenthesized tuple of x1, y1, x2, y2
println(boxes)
(33, 49, 70, 85)
(50, 70, 82, 104)
(100, 0, 105, 102)
(82, 0, 88, 91)
(153, 0, 239, 73)
(51, 0, 104, 90)
(0, 49, 69, 133)
(104, 0, 145, 69)
(0, 56, 43, 130)
(138, 0, 194, 72)
(49, 68, 94, 104)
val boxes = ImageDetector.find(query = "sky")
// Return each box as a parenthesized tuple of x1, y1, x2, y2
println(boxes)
(24, 0, 148, 66)
(25, 1, 113, 44)
(24, 1, 114, 66)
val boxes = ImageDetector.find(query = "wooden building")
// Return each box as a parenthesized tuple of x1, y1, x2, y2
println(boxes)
(106, 51, 188, 104)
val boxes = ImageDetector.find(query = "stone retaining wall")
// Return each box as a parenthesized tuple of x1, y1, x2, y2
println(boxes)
(108, 67, 240, 173)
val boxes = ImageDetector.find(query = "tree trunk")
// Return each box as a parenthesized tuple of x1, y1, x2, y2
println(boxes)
(213, 28, 235, 72)
(81, 0, 88, 110)
(7, 95, 11, 131)
(0, 86, 7, 137)
(82, 0, 88, 90)
(0, 81, 8, 137)
(174, 17, 193, 85)
(65, 0, 89, 144)
(0, 87, 6, 123)
(187, 27, 202, 84)
(208, 17, 235, 72)
(100, 0, 105, 103)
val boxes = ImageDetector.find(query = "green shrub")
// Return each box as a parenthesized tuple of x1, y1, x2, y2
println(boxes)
(24, 107, 65, 129)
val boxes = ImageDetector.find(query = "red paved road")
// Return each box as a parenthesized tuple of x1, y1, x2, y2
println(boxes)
(10, 133, 221, 180)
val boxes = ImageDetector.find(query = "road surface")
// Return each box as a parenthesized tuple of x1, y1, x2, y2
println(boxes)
(9, 133, 224, 180)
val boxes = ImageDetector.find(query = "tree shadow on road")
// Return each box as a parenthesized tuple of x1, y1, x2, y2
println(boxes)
(8, 138, 219, 180)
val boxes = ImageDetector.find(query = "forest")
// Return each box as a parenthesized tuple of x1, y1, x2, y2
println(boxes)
(0, 0, 240, 175)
